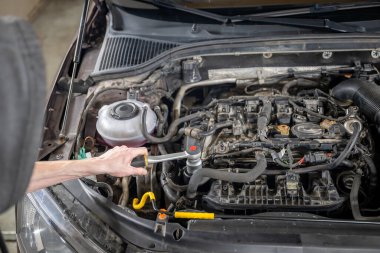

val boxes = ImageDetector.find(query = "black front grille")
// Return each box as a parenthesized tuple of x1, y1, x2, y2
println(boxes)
(97, 36, 180, 72)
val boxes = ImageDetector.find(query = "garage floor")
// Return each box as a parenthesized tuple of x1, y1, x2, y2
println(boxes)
(0, 0, 82, 251)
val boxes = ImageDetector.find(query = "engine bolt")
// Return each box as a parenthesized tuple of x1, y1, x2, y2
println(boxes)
(263, 52, 272, 59)
(55, 154, 64, 160)
(371, 50, 380, 59)
(322, 51, 333, 59)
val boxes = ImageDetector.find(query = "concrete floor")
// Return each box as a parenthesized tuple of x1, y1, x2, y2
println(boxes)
(0, 0, 82, 251)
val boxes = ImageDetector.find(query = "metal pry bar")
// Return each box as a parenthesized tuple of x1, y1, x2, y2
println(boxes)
(59, 0, 90, 139)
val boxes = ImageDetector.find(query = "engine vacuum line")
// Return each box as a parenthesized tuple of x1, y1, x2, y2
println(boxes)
(141, 106, 210, 143)
(288, 100, 351, 122)
(292, 122, 362, 174)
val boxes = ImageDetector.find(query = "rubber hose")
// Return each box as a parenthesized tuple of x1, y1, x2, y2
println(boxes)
(160, 161, 180, 203)
(282, 78, 319, 95)
(350, 175, 380, 221)
(198, 122, 233, 137)
(363, 155, 378, 196)
(292, 122, 361, 174)
(332, 79, 380, 128)
(142, 107, 207, 143)
(157, 144, 180, 202)
(186, 152, 267, 198)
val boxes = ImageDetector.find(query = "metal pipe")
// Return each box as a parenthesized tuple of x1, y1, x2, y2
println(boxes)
(173, 78, 237, 120)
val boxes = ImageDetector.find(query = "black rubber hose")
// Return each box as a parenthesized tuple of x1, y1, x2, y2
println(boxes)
(81, 178, 113, 200)
(282, 78, 319, 95)
(292, 122, 362, 174)
(289, 100, 350, 122)
(160, 161, 180, 203)
(141, 107, 208, 143)
(257, 100, 272, 142)
(363, 155, 378, 196)
(332, 79, 380, 128)
(186, 152, 267, 198)
(157, 144, 180, 203)
(198, 121, 233, 137)
(350, 175, 380, 221)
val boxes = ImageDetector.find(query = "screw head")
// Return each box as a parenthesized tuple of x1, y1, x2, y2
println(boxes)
(55, 154, 64, 160)
(263, 52, 272, 59)
(371, 50, 380, 59)
(322, 51, 333, 59)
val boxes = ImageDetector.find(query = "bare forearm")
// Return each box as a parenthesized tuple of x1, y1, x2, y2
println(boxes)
(26, 146, 147, 193)
(27, 159, 101, 192)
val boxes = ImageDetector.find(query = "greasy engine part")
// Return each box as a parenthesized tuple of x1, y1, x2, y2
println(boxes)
(85, 63, 380, 220)
(332, 79, 380, 129)
(203, 171, 344, 212)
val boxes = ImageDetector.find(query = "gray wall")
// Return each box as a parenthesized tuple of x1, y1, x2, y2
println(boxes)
(0, 0, 45, 20)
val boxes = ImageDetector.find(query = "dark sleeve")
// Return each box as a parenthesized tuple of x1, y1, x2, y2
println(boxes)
(0, 17, 46, 213)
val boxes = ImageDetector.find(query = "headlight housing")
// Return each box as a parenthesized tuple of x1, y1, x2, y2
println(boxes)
(16, 189, 107, 253)
(17, 195, 74, 253)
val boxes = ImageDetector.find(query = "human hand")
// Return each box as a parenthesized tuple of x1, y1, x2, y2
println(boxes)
(93, 146, 148, 177)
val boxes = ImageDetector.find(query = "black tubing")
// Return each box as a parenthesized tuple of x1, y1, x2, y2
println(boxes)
(363, 155, 378, 196)
(350, 175, 380, 221)
(141, 107, 208, 143)
(160, 161, 180, 203)
(292, 122, 361, 174)
(198, 121, 233, 137)
(186, 152, 267, 198)
(157, 144, 180, 203)
(281, 78, 319, 95)
(332, 79, 380, 127)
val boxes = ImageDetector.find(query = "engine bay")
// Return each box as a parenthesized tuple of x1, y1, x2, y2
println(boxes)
(73, 56, 380, 221)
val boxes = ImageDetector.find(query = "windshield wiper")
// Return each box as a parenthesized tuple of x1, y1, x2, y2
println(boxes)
(140, 0, 367, 33)
(237, 2, 380, 17)
(233, 16, 366, 33)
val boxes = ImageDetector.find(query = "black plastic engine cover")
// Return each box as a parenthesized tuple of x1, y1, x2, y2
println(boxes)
(203, 171, 344, 212)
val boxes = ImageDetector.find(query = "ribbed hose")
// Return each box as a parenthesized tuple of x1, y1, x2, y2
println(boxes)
(332, 79, 380, 128)
(186, 152, 267, 198)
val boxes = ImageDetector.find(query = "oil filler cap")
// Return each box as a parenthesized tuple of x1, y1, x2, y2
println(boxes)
(110, 102, 139, 120)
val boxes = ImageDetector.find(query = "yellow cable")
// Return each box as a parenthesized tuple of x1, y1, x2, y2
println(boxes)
(174, 212, 215, 220)
(132, 192, 156, 210)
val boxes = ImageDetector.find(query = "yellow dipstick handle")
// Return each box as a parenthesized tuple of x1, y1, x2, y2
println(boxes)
(133, 192, 156, 210)
(174, 212, 215, 220)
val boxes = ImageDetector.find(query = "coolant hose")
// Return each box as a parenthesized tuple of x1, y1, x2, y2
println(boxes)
(363, 155, 378, 196)
(292, 122, 362, 174)
(160, 161, 180, 203)
(332, 79, 380, 128)
(157, 144, 180, 202)
(350, 175, 380, 221)
(141, 107, 208, 143)
(186, 152, 267, 198)
(281, 78, 319, 95)
(257, 100, 272, 142)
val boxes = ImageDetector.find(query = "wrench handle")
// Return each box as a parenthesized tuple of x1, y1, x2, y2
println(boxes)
(131, 155, 148, 168)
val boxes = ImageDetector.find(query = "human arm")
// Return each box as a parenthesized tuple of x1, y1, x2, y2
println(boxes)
(27, 146, 147, 192)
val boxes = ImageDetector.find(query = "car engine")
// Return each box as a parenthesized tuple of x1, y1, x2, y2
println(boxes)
(77, 59, 380, 221)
